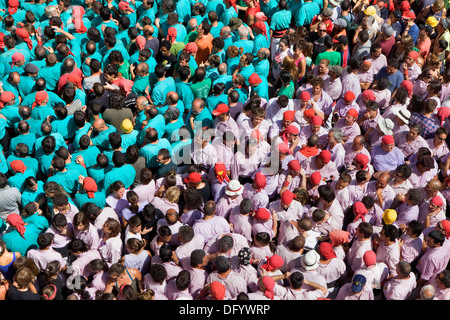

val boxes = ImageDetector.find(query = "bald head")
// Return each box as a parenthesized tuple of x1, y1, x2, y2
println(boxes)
(136, 62, 149, 75)
(218, 63, 227, 74)
(93, 118, 106, 132)
(376, 172, 390, 189)
(166, 91, 178, 105)
(188, 18, 197, 29)
(220, 26, 231, 38)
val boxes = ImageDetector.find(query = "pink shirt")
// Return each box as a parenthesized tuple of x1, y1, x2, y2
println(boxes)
(133, 180, 156, 204)
(26, 248, 66, 271)
(98, 234, 123, 267)
(207, 271, 248, 298)
(143, 273, 167, 293)
(334, 118, 361, 144)
(416, 245, 450, 281)
(188, 267, 208, 298)
(242, 183, 269, 209)
(268, 199, 304, 222)
(151, 197, 179, 215)
(394, 202, 419, 227)
(347, 239, 373, 272)
(301, 156, 340, 182)
(165, 279, 193, 300)
(74, 224, 100, 250)
(316, 258, 347, 285)
(175, 234, 205, 270)
(229, 209, 253, 242)
(277, 220, 301, 247)
(204, 233, 250, 270)
(376, 240, 400, 276)
(363, 181, 396, 211)
(395, 131, 428, 159)
(343, 143, 372, 166)
(215, 194, 242, 219)
(383, 273, 417, 300)
(400, 233, 423, 264)
(192, 217, 229, 244)
(335, 282, 374, 300)
(71, 250, 103, 278)
(427, 138, 450, 161)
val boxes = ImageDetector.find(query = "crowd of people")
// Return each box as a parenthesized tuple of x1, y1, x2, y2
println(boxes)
(0, 0, 448, 301)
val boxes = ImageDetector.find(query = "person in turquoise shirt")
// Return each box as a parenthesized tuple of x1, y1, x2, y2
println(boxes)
(87, 154, 113, 192)
(0, 145, 8, 174)
(1, 104, 21, 130)
(206, 83, 228, 113)
(72, 139, 101, 169)
(254, 48, 271, 79)
(295, 0, 321, 27)
(138, 109, 166, 145)
(220, 3, 238, 27)
(22, 89, 66, 108)
(252, 22, 270, 56)
(88, 118, 118, 151)
(139, 128, 173, 169)
(2, 73, 20, 98)
(226, 48, 241, 76)
(260, 0, 278, 18)
(206, 0, 225, 19)
(51, 107, 78, 140)
(248, 72, 269, 101)
(210, 18, 224, 39)
(175, 0, 191, 24)
(6, 150, 39, 177)
(22, 202, 49, 232)
(34, 130, 67, 158)
(150, 65, 177, 106)
(18, 64, 39, 99)
(37, 55, 62, 91)
(185, 98, 213, 137)
(46, 157, 80, 195)
(72, 120, 91, 152)
(175, 65, 195, 113)
(137, 0, 157, 24)
(119, 119, 139, 151)
(8, 161, 34, 192)
(235, 53, 255, 85)
(9, 122, 37, 156)
(75, 176, 106, 208)
(212, 71, 233, 94)
(2, 214, 41, 257)
(103, 151, 136, 192)
(21, 177, 45, 208)
(131, 63, 151, 97)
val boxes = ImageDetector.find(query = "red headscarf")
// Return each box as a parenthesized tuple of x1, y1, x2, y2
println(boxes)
(72, 6, 87, 33)
(353, 201, 368, 222)
(32, 90, 48, 109)
(8, 0, 19, 16)
(262, 276, 275, 300)
(253, 21, 268, 39)
(83, 177, 98, 198)
(227, 0, 238, 13)
(15, 28, 33, 50)
(136, 35, 146, 51)
(253, 172, 266, 192)
(441, 220, 450, 239)
(214, 162, 230, 184)
(10, 160, 26, 174)
(7, 213, 26, 239)
(318, 242, 337, 260)
(401, 80, 413, 97)
(67, 72, 83, 89)
(210, 281, 226, 300)
(437, 107, 450, 126)
(261, 255, 284, 271)
(0, 91, 15, 108)
(11, 52, 24, 68)
(167, 27, 177, 44)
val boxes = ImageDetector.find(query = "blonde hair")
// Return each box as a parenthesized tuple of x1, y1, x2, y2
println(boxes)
(165, 186, 181, 203)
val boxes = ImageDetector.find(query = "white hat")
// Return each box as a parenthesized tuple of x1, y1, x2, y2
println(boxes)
(377, 117, 394, 136)
(225, 180, 243, 196)
(329, 0, 341, 6)
(394, 109, 411, 124)
(301, 250, 320, 271)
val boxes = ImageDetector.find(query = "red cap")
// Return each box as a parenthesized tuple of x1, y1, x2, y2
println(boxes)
(355, 153, 369, 169)
(278, 142, 292, 155)
(281, 190, 296, 205)
(318, 150, 331, 163)
(10, 160, 26, 174)
(212, 103, 229, 116)
(118, 1, 135, 13)
(363, 250, 376, 266)
(210, 281, 226, 300)
(402, 10, 415, 19)
(318, 242, 337, 260)
(304, 109, 315, 119)
(353, 201, 368, 222)
(431, 195, 444, 207)
(254, 208, 271, 220)
(344, 91, 356, 102)
(283, 110, 295, 121)
(347, 108, 359, 118)
(254, 171, 266, 191)
(311, 115, 323, 125)
(184, 42, 198, 53)
(300, 91, 311, 101)
(288, 159, 301, 171)
(362, 90, 376, 101)
(400, 0, 410, 11)
(285, 124, 299, 134)
(382, 135, 395, 145)
(184, 172, 202, 184)
(310, 171, 322, 184)
(248, 73, 262, 85)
